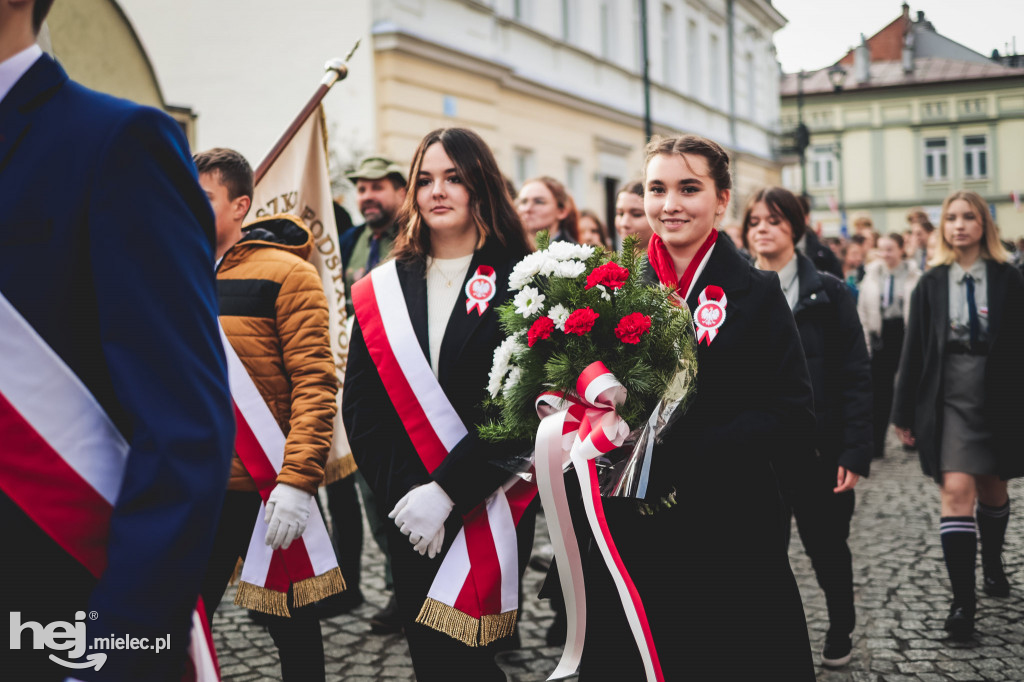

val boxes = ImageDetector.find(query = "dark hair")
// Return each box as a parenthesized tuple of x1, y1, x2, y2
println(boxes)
(740, 186, 807, 247)
(193, 148, 254, 201)
(33, 0, 55, 34)
(797, 193, 812, 217)
(390, 128, 531, 263)
(522, 176, 580, 242)
(906, 209, 934, 233)
(579, 208, 611, 248)
(850, 233, 867, 247)
(643, 134, 732, 193)
(880, 232, 905, 250)
(619, 179, 644, 198)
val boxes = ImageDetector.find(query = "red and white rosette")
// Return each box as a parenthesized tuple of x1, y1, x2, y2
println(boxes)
(693, 285, 727, 346)
(534, 362, 664, 681)
(465, 265, 497, 315)
(0, 290, 220, 680)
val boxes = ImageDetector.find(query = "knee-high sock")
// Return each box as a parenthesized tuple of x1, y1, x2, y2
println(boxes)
(977, 500, 1010, 574)
(940, 516, 977, 607)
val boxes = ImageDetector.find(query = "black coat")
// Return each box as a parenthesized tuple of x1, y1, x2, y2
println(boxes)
(342, 240, 536, 624)
(792, 253, 873, 477)
(580, 236, 816, 680)
(803, 229, 844, 279)
(892, 260, 1024, 483)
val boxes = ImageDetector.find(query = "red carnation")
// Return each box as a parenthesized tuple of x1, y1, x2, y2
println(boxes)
(564, 307, 600, 336)
(615, 312, 652, 344)
(585, 262, 630, 290)
(527, 316, 555, 347)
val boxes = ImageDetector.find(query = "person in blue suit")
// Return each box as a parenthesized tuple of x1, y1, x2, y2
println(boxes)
(0, 1, 235, 680)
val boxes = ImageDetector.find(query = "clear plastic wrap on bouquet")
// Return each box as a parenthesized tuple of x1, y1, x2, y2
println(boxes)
(598, 355, 697, 499)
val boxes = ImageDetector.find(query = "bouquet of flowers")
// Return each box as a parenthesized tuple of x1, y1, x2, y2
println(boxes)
(479, 234, 698, 500)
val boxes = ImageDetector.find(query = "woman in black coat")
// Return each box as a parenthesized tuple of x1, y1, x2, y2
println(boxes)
(577, 135, 817, 680)
(892, 190, 1024, 640)
(745, 186, 873, 669)
(342, 128, 535, 680)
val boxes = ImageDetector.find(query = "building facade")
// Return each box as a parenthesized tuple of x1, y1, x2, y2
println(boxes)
(119, 0, 787, 227)
(779, 4, 1024, 239)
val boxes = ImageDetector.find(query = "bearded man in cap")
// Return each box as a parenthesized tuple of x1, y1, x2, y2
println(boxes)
(339, 156, 408, 317)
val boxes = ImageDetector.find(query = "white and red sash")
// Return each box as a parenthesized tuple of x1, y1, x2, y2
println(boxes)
(534, 363, 664, 681)
(351, 259, 537, 645)
(219, 328, 346, 616)
(0, 291, 219, 681)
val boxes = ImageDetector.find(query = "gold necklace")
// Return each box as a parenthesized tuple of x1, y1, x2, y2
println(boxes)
(429, 258, 465, 288)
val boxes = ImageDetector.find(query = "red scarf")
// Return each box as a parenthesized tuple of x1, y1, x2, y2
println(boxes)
(646, 229, 718, 298)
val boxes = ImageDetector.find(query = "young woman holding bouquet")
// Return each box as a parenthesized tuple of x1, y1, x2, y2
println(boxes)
(579, 135, 817, 680)
(744, 186, 873, 668)
(892, 190, 1024, 640)
(342, 127, 535, 679)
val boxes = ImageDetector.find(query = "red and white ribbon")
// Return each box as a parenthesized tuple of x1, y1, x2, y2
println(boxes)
(465, 265, 497, 315)
(534, 362, 664, 681)
(0, 291, 219, 680)
(694, 285, 727, 345)
(352, 260, 536, 644)
(220, 328, 343, 614)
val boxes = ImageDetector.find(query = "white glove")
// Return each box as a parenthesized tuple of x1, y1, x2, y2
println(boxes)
(389, 482, 454, 556)
(426, 526, 445, 559)
(264, 482, 312, 550)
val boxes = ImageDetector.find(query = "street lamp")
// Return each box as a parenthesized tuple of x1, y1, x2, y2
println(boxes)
(828, 64, 848, 92)
(796, 70, 810, 197)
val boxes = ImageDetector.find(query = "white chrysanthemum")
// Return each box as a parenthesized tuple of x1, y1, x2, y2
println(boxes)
(503, 366, 522, 399)
(597, 284, 612, 301)
(548, 303, 571, 331)
(513, 286, 546, 318)
(546, 242, 595, 262)
(508, 252, 545, 291)
(552, 259, 586, 279)
(487, 335, 524, 398)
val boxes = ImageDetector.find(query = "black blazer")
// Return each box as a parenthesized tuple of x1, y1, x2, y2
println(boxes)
(892, 260, 1024, 483)
(583, 236, 817, 680)
(803, 229, 844, 279)
(792, 254, 873, 477)
(343, 240, 531, 516)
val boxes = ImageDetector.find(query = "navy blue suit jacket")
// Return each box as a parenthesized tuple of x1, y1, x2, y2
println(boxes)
(0, 54, 234, 680)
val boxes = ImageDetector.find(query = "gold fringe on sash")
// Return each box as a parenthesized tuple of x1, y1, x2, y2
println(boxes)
(480, 610, 518, 646)
(234, 581, 290, 618)
(322, 452, 357, 486)
(415, 598, 518, 647)
(416, 598, 480, 647)
(292, 566, 347, 608)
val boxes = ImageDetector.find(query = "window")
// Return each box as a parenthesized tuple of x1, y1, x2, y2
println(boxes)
(709, 34, 721, 105)
(924, 137, 948, 181)
(687, 19, 700, 97)
(746, 52, 756, 119)
(560, 0, 575, 42)
(661, 4, 676, 85)
(599, 1, 615, 60)
(963, 135, 988, 179)
(810, 146, 836, 188)
(513, 0, 528, 22)
(513, 148, 535, 189)
(565, 158, 583, 201)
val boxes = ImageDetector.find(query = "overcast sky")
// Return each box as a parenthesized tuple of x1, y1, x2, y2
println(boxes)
(771, 0, 1023, 73)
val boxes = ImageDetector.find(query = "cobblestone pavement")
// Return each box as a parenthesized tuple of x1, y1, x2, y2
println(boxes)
(214, 435, 1024, 681)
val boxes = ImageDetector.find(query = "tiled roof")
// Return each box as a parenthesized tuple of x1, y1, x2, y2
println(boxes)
(781, 58, 1024, 96)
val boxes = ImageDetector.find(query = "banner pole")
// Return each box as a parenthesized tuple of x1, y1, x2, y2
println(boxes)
(253, 41, 360, 185)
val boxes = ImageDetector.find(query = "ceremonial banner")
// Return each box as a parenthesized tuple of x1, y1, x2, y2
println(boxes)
(351, 261, 537, 645)
(250, 104, 354, 483)
(0, 291, 219, 680)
